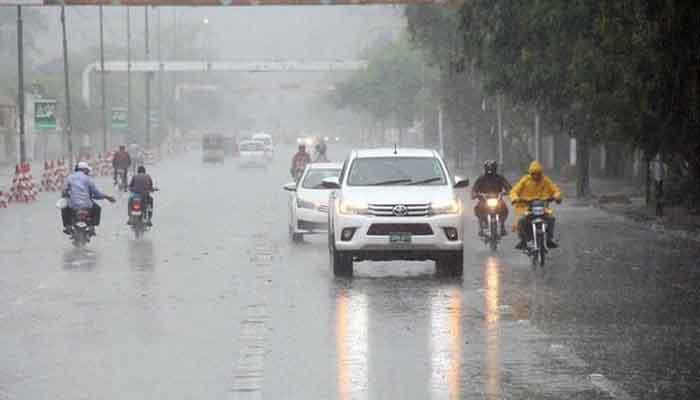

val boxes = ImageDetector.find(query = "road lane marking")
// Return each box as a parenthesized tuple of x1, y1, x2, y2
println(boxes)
(230, 234, 275, 399)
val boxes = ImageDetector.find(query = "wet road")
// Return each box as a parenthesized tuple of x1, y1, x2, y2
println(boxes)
(1, 146, 699, 399)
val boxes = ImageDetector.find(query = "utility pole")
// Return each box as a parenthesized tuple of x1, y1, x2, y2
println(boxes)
(172, 9, 177, 135)
(496, 95, 503, 166)
(126, 7, 131, 142)
(99, 5, 107, 152)
(157, 8, 162, 144)
(437, 104, 444, 157)
(534, 109, 541, 162)
(145, 8, 151, 148)
(16, 6, 26, 164)
(61, 6, 74, 165)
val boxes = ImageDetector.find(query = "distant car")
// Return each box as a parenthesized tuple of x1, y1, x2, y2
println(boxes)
(202, 133, 225, 164)
(252, 133, 274, 160)
(237, 140, 267, 168)
(325, 148, 470, 277)
(283, 162, 342, 243)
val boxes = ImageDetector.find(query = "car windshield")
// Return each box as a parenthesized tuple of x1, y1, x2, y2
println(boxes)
(301, 169, 341, 189)
(347, 157, 447, 186)
(240, 142, 264, 151)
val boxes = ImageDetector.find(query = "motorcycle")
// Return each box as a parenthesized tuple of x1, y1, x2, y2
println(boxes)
(478, 192, 505, 251)
(128, 190, 156, 239)
(522, 199, 556, 267)
(70, 208, 95, 248)
(116, 169, 128, 192)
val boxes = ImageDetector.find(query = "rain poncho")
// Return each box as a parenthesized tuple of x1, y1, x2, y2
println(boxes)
(509, 161, 562, 216)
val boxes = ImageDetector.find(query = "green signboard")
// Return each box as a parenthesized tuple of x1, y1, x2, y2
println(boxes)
(111, 107, 128, 130)
(34, 99, 57, 131)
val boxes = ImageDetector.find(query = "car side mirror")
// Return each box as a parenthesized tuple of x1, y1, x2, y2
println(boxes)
(283, 182, 297, 192)
(453, 176, 470, 189)
(321, 177, 340, 189)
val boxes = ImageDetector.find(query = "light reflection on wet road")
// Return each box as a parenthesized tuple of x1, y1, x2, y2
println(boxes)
(1, 146, 699, 399)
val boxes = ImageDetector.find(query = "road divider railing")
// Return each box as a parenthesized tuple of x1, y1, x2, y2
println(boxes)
(0, 189, 8, 208)
(1, 138, 193, 210)
(8, 163, 38, 204)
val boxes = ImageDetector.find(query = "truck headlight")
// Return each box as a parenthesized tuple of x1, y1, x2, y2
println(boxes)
(339, 199, 369, 215)
(430, 199, 461, 215)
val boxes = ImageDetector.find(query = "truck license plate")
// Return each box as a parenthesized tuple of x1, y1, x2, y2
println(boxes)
(389, 233, 412, 244)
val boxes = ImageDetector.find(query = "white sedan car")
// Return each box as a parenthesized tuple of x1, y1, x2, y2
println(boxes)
(324, 148, 470, 277)
(283, 162, 342, 243)
(237, 140, 267, 168)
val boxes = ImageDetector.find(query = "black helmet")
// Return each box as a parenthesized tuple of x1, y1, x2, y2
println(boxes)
(298, 144, 306, 152)
(137, 166, 146, 174)
(484, 160, 498, 174)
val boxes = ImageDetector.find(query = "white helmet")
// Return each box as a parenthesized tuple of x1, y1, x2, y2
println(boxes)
(77, 161, 91, 172)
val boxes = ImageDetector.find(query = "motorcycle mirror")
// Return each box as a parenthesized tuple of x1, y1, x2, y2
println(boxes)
(453, 177, 470, 189)
(321, 177, 340, 189)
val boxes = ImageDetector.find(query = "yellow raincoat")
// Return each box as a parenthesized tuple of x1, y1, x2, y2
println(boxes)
(510, 161, 562, 217)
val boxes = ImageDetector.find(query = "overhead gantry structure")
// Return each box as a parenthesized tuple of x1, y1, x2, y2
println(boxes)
(81, 60, 368, 106)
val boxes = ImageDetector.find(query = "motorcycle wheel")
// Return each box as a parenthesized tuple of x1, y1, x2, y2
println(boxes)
(489, 218, 498, 252)
(537, 232, 546, 267)
(72, 230, 87, 248)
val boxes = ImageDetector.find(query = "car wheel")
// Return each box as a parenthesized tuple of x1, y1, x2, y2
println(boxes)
(329, 236, 353, 277)
(436, 251, 463, 277)
(292, 232, 304, 243)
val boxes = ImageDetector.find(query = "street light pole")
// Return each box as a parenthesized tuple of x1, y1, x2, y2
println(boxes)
(157, 8, 162, 144)
(99, 5, 107, 152)
(16, 6, 26, 164)
(126, 7, 131, 141)
(172, 9, 177, 134)
(497, 95, 503, 165)
(61, 6, 74, 165)
(145, 7, 151, 148)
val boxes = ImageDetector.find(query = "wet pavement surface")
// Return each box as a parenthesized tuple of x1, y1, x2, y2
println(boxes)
(1, 146, 699, 399)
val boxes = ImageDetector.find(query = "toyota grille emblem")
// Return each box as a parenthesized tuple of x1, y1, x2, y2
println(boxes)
(392, 205, 408, 216)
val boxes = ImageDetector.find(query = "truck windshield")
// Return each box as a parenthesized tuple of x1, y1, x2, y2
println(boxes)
(347, 157, 446, 186)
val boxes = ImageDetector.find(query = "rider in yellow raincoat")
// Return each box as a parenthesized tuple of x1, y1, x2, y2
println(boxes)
(510, 161, 562, 249)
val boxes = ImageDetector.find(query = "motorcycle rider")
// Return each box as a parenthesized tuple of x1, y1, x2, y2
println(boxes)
(128, 165, 155, 226)
(61, 161, 116, 234)
(315, 141, 329, 162)
(510, 160, 562, 250)
(471, 160, 511, 237)
(112, 145, 132, 188)
(290, 144, 311, 178)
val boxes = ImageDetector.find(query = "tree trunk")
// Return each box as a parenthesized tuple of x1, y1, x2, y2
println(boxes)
(576, 130, 591, 198)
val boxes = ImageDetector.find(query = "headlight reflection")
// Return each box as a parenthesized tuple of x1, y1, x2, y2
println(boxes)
(336, 288, 368, 400)
(485, 256, 502, 398)
(430, 286, 463, 400)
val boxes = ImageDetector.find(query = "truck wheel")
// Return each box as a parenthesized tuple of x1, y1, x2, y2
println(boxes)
(292, 232, 304, 243)
(330, 238, 353, 277)
(436, 251, 463, 277)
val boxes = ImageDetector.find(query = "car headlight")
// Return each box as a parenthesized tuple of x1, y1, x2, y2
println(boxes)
(297, 198, 317, 210)
(430, 198, 461, 215)
(338, 199, 369, 215)
(486, 198, 499, 208)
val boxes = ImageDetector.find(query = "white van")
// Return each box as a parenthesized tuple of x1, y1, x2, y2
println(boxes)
(251, 133, 274, 160)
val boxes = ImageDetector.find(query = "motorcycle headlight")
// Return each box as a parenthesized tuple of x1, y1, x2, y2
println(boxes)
(338, 199, 368, 215)
(486, 198, 499, 208)
(430, 198, 461, 215)
(296, 198, 317, 210)
(532, 206, 546, 216)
